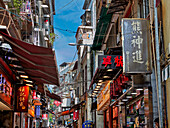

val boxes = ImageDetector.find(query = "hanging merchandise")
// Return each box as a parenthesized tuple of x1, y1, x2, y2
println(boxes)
(42, 114, 48, 120)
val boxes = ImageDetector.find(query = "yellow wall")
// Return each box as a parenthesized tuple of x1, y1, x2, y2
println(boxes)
(162, 0, 170, 58)
(166, 78, 170, 126)
(162, 0, 170, 126)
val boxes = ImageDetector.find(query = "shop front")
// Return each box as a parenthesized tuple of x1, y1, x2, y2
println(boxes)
(110, 73, 153, 128)
(97, 81, 111, 128)
(0, 59, 14, 128)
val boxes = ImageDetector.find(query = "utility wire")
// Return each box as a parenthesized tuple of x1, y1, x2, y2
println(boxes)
(56, 0, 74, 12)
(0, 7, 76, 34)
(53, 27, 76, 33)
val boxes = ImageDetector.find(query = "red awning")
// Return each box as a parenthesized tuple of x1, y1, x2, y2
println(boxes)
(0, 31, 59, 86)
(60, 110, 70, 116)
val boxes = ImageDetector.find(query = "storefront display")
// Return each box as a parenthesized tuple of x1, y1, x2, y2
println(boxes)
(126, 97, 145, 128)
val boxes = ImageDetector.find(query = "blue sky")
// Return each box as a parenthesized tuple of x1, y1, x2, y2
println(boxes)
(53, 0, 84, 66)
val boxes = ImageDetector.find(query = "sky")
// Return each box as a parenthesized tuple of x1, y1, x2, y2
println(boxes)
(53, 0, 84, 66)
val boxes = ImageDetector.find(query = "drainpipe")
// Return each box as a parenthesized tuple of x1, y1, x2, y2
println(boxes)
(153, 0, 163, 127)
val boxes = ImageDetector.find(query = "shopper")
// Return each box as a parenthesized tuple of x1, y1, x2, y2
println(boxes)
(154, 118, 159, 128)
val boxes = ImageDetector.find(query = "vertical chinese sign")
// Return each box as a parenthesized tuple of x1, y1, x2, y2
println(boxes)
(15, 86, 29, 112)
(122, 19, 151, 73)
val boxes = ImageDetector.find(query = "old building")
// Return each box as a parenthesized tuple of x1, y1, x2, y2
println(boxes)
(0, 0, 60, 128)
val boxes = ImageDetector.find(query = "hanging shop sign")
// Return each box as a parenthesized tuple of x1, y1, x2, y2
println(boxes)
(98, 55, 123, 69)
(122, 19, 151, 74)
(97, 82, 110, 111)
(110, 74, 129, 101)
(73, 110, 79, 120)
(42, 114, 48, 120)
(15, 86, 29, 112)
(32, 90, 36, 99)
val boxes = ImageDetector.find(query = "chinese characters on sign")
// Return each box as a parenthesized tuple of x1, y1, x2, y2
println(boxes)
(122, 19, 151, 73)
(15, 86, 29, 112)
(98, 55, 123, 69)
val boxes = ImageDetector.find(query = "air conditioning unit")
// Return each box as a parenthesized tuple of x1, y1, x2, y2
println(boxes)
(75, 97, 79, 104)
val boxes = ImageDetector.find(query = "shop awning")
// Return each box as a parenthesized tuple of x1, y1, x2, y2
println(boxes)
(92, 7, 112, 50)
(37, 85, 61, 102)
(0, 31, 59, 86)
(60, 110, 70, 116)
(89, 68, 121, 89)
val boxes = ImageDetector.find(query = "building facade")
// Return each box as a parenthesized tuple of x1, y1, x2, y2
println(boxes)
(0, 0, 60, 128)
(73, 0, 170, 128)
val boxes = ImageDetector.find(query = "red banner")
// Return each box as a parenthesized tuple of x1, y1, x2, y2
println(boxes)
(15, 86, 29, 112)
(73, 110, 79, 120)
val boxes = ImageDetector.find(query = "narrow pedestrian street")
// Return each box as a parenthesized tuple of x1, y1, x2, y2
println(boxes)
(0, 0, 169, 128)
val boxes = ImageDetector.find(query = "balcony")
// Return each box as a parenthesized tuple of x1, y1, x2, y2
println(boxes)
(75, 26, 93, 44)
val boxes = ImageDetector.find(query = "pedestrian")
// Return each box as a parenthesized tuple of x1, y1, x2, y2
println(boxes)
(154, 117, 159, 128)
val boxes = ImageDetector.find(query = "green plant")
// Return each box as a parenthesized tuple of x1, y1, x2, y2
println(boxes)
(13, 0, 24, 13)
(49, 33, 58, 46)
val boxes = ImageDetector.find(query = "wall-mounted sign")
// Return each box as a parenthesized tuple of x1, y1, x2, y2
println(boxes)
(97, 83, 110, 111)
(98, 55, 123, 69)
(122, 18, 151, 74)
(110, 74, 129, 100)
(15, 86, 29, 112)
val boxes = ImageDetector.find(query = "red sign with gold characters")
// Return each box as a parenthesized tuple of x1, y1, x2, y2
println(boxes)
(15, 86, 29, 112)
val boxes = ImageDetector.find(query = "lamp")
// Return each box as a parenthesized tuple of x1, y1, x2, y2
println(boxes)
(68, 43, 92, 46)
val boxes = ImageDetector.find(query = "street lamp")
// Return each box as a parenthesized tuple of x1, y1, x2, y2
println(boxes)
(68, 43, 92, 46)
